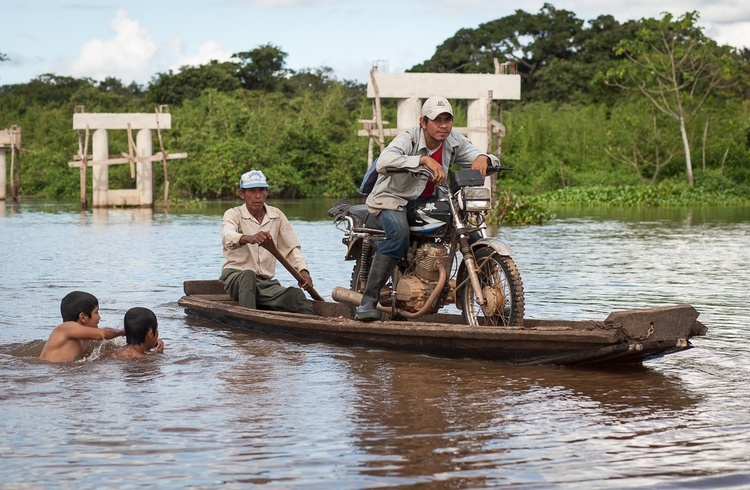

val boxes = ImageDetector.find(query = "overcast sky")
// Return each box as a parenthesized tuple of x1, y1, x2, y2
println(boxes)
(1, 0, 748, 87)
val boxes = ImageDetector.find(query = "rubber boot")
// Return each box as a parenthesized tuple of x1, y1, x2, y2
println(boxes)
(354, 253, 397, 322)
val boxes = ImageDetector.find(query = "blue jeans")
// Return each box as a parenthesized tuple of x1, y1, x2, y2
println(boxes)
(376, 208, 411, 260)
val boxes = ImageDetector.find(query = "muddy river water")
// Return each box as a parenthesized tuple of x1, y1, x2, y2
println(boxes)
(1, 199, 748, 488)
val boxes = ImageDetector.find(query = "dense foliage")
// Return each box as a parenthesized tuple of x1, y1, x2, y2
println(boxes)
(0, 47, 371, 199)
(1, 6, 748, 223)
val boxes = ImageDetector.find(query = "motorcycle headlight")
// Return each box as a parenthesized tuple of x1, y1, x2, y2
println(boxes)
(458, 186, 491, 211)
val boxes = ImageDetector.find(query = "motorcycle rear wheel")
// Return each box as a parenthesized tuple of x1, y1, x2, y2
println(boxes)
(350, 257, 367, 294)
(459, 247, 524, 327)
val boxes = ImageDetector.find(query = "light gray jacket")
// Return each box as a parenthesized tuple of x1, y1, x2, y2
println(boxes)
(365, 126, 499, 213)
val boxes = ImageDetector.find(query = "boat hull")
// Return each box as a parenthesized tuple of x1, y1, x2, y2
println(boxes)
(178, 280, 707, 365)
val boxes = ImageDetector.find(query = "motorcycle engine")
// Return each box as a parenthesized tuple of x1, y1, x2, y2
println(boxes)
(395, 243, 450, 312)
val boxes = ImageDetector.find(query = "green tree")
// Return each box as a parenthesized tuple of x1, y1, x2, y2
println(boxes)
(605, 100, 681, 184)
(535, 15, 638, 104)
(732, 47, 750, 100)
(98, 77, 143, 97)
(0, 74, 94, 108)
(604, 11, 736, 187)
(147, 61, 240, 105)
(233, 44, 289, 91)
(410, 3, 583, 94)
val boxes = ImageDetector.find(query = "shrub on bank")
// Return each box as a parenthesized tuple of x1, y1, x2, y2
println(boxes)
(532, 176, 749, 208)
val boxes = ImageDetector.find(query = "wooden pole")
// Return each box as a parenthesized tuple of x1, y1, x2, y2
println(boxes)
(370, 67, 385, 152)
(367, 133, 374, 168)
(9, 128, 18, 201)
(260, 238, 324, 301)
(126, 123, 136, 179)
(78, 127, 89, 210)
(155, 108, 170, 207)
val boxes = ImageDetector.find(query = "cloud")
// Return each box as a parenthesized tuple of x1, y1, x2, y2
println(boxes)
(64, 9, 236, 84)
(708, 21, 750, 48)
(165, 40, 235, 72)
(67, 9, 157, 83)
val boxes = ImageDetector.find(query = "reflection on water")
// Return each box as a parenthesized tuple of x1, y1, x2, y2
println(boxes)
(1, 200, 749, 487)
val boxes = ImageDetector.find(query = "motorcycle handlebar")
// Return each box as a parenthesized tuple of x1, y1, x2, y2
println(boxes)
(385, 165, 513, 180)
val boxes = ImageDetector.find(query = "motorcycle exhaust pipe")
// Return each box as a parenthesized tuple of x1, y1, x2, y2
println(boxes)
(331, 286, 398, 315)
(331, 262, 448, 319)
(331, 286, 359, 305)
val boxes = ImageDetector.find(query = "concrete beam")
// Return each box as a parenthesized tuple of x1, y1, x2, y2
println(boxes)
(73, 113, 171, 130)
(0, 128, 21, 148)
(367, 73, 521, 100)
(358, 127, 490, 138)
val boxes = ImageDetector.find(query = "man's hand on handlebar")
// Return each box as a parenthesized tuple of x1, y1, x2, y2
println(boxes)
(419, 156, 446, 184)
(471, 155, 490, 177)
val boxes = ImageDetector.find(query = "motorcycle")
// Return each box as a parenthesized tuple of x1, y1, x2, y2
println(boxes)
(328, 167, 524, 327)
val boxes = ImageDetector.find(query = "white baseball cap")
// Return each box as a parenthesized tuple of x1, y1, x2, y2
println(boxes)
(421, 96, 453, 120)
(240, 170, 269, 189)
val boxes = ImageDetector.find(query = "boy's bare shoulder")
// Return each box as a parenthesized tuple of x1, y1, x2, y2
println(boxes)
(50, 321, 82, 333)
(41, 321, 84, 348)
(39, 322, 89, 362)
(112, 347, 148, 360)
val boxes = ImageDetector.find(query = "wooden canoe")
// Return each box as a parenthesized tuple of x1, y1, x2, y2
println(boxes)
(178, 280, 707, 365)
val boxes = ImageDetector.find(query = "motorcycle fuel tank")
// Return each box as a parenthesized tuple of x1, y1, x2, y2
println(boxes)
(407, 199, 451, 236)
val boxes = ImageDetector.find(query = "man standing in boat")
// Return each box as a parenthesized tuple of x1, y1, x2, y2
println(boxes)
(355, 96, 500, 322)
(220, 170, 316, 315)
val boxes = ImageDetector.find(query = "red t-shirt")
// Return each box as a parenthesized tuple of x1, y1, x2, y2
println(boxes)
(419, 144, 443, 198)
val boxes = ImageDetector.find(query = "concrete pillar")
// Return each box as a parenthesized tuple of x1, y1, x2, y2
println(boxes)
(93, 207, 154, 225)
(136, 129, 153, 207)
(93, 207, 108, 226)
(0, 148, 6, 200)
(396, 97, 422, 129)
(467, 98, 489, 151)
(92, 129, 109, 207)
(467, 97, 492, 188)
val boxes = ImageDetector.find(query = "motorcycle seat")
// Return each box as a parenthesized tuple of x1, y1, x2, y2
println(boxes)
(349, 204, 382, 230)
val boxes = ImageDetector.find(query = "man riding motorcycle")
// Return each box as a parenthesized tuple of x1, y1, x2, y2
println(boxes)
(355, 95, 500, 321)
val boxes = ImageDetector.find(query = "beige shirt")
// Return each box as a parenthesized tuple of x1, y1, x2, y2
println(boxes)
(221, 203, 308, 279)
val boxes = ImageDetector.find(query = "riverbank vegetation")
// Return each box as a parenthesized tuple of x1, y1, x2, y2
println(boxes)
(1, 6, 748, 225)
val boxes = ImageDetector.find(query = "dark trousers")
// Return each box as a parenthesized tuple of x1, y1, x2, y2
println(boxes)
(220, 268, 314, 315)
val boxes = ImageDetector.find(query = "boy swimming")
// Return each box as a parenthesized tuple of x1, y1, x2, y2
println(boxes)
(112, 307, 164, 360)
(39, 291, 124, 362)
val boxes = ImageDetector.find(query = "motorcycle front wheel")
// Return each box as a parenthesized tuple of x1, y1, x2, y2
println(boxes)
(458, 247, 524, 327)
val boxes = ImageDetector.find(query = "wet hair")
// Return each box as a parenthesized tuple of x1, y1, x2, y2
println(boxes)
(123, 307, 158, 345)
(60, 291, 99, 322)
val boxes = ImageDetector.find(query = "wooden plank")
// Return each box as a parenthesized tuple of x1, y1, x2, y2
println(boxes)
(358, 119, 389, 126)
(184, 280, 225, 296)
(68, 152, 187, 168)
(604, 304, 700, 341)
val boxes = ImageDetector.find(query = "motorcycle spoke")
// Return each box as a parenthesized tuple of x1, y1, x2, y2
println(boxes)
(460, 248, 524, 327)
